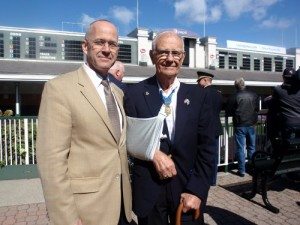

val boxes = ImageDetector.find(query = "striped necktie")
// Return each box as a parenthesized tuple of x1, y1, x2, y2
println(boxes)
(101, 79, 121, 141)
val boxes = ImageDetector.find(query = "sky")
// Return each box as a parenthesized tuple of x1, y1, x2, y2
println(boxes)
(0, 0, 299, 48)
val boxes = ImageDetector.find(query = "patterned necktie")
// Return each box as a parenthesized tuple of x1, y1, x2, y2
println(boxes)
(101, 79, 121, 140)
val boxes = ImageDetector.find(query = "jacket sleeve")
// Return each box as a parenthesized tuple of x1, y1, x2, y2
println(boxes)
(267, 87, 280, 139)
(225, 95, 235, 117)
(185, 90, 216, 201)
(36, 81, 79, 225)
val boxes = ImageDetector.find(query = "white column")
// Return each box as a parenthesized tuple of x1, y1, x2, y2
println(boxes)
(15, 82, 20, 116)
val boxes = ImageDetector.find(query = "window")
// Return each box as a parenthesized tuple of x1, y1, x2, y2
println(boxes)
(219, 51, 228, 55)
(219, 55, 225, 68)
(218, 52, 226, 69)
(25, 37, 36, 59)
(228, 53, 237, 69)
(254, 59, 260, 71)
(64, 40, 83, 61)
(241, 55, 250, 70)
(117, 44, 132, 63)
(274, 57, 283, 72)
(263, 57, 272, 71)
(286, 59, 294, 68)
(45, 42, 57, 48)
(12, 36, 21, 58)
(0, 33, 3, 57)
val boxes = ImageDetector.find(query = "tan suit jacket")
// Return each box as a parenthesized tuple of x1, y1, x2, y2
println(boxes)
(37, 66, 132, 225)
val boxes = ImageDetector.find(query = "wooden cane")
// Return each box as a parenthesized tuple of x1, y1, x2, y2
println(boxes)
(175, 202, 200, 225)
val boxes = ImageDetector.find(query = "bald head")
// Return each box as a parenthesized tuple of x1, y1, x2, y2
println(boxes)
(85, 19, 118, 40)
(82, 19, 119, 75)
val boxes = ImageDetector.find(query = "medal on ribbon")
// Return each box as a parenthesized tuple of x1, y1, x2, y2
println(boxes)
(160, 89, 175, 116)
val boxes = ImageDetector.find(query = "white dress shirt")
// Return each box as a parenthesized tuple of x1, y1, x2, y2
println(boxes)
(157, 78, 180, 142)
(83, 63, 123, 130)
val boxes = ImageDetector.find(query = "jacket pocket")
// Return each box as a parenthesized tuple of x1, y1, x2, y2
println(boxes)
(70, 177, 101, 194)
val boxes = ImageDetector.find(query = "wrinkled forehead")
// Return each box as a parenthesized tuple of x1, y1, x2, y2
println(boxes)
(154, 32, 184, 50)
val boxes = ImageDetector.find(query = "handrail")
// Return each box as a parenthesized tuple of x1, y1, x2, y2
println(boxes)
(0, 116, 266, 167)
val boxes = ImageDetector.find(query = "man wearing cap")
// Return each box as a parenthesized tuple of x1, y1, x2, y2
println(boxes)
(267, 68, 300, 153)
(197, 71, 223, 186)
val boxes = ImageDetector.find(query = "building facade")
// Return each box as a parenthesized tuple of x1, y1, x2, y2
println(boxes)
(0, 26, 299, 115)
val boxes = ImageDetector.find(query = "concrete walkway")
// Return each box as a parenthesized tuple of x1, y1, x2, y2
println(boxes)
(0, 171, 299, 224)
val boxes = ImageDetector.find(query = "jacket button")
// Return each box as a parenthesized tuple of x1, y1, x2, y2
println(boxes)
(115, 174, 120, 180)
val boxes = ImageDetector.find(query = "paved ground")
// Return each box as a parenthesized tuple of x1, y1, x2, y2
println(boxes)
(0, 171, 299, 225)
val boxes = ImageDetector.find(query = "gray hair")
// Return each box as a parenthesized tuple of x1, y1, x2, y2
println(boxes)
(152, 30, 184, 51)
(234, 77, 246, 90)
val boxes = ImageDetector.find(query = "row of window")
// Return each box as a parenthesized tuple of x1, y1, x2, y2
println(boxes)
(0, 32, 295, 71)
(0, 33, 133, 63)
(218, 53, 294, 72)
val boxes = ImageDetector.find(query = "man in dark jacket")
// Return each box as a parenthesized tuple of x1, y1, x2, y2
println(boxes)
(197, 71, 223, 185)
(267, 68, 300, 154)
(125, 30, 215, 225)
(226, 77, 259, 177)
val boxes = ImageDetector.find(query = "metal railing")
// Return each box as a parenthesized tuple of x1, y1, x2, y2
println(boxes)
(0, 115, 266, 167)
(0, 117, 37, 166)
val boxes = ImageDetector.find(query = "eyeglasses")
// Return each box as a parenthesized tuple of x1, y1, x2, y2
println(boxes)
(154, 49, 184, 60)
(87, 39, 119, 51)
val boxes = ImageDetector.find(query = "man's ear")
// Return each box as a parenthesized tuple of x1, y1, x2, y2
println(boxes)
(149, 50, 155, 64)
(82, 40, 88, 55)
(180, 51, 186, 64)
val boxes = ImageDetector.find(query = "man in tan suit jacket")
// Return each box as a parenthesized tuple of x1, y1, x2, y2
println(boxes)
(37, 19, 132, 225)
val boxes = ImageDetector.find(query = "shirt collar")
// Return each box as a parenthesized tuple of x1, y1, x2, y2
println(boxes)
(157, 77, 180, 96)
(83, 63, 110, 87)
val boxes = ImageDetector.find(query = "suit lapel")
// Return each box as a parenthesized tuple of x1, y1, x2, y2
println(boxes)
(174, 83, 191, 144)
(77, 66, 117, 142)
(143, 76, 163, 117)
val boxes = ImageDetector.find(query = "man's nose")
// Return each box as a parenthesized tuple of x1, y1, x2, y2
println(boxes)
(101, 43, 110, 52)
(166, 52, 175, 60)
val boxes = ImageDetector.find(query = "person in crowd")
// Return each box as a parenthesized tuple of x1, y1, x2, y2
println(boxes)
(36, 19, 132, 225)
(109, 60, 125, 81)
(125, 30, 215, 225)
(267, 68, 300, 153)
(225, 77, 259, 177)
(197, 71, 223, 186)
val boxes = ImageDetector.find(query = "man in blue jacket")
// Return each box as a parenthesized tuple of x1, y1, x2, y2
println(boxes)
(197, 71, 223, 185)
(125, 30, 215, 225)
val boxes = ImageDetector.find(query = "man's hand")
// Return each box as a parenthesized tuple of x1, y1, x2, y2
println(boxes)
(73, 219, 83, 225)
(180, 193, 201, 213)
(153, 150, 177, 179)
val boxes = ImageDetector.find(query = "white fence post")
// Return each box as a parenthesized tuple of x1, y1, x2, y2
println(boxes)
(18, 119, 22, 164)
(14, 119, 18, 165)
(31, 119, 35, 164)
(24, 118, 29, 165)
(4, 120, 8, 165)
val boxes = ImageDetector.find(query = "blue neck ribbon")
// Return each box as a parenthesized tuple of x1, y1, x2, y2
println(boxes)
(160, 89, 175, 106)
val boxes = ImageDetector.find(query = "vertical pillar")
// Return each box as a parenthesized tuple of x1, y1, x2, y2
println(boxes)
(15, 82, 20, 116)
